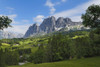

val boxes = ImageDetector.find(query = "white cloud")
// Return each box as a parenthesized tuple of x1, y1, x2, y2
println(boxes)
(61, 0, 67, 2)
(45, 0, 68, 14)
(50, 7, 56, 14)
(54, 0, 100, 21)
(45, 0, 54, 7)
(45, 0, 56, 14)
(33, 15, 45, 23)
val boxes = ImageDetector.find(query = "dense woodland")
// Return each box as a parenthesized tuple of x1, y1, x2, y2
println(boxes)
(29, 29, 100, 64)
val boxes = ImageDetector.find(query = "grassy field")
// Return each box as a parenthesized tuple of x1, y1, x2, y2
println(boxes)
(8, 56, 100, 67)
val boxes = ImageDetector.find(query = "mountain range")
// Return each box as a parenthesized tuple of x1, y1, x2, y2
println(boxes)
(24, 16, 83, 37)
(0, 30, 23, 39)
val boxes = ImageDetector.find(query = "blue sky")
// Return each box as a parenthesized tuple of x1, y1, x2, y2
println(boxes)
(0, 0, 100, 34)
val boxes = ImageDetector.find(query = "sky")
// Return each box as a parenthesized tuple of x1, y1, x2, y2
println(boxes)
(0, 0, 100, 34)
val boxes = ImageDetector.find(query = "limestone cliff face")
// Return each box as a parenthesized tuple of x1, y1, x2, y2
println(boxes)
(24, 16, 82, 37)
(55, 17, 72, 28)
(39, 16, 56, 33)
(24, 23, 39, 37)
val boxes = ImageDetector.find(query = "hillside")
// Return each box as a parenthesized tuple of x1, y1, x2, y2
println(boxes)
(8, 56, 100, 67)
(0, 30, 100, 67)
(0, 30, 89, 50)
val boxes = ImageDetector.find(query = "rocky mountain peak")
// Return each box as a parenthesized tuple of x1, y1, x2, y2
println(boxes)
(24, 16, 82, 37)
(24, 23, 39, 37)
(55, 17, 72, 28)
(64, 18, 72, 23)
(39, 16, 56, 33)
(56, 17, 64, 23)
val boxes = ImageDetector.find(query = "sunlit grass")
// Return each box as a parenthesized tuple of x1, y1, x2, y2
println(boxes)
(8, 56, 100, 67)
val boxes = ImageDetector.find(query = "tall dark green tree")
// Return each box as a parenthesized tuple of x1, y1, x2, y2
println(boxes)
(81, 5, 100, 29)
(0, 16, 12, 67)
(81, 4, 100, 56)
(0, 16, 12, 30)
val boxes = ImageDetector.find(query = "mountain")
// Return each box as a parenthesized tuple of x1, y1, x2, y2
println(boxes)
(24, 23, 39, 37)
(0, 30, 23, 39)
(24, 16, 82, 37)
(39, 16, 56, 33)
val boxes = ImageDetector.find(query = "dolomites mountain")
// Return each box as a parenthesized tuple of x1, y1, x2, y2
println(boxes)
(24, 16, 82, 37)
(0, 30, 23, 39)
(24, 23, 39, 38)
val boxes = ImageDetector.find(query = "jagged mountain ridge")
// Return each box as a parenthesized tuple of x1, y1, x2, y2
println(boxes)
(0, 30, 23, 39)
(24, 16, 82, 37)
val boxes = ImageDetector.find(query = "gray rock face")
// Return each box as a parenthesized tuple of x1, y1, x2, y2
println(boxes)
(24, 23, 39, 37)
(40, 16, 56, 33)
(55, 17, 72, 28)
(0, 30, 23, 39)
(24, 16, 82, 37)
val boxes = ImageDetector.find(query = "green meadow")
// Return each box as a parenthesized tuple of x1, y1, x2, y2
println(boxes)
(9, 56, 100, 67)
